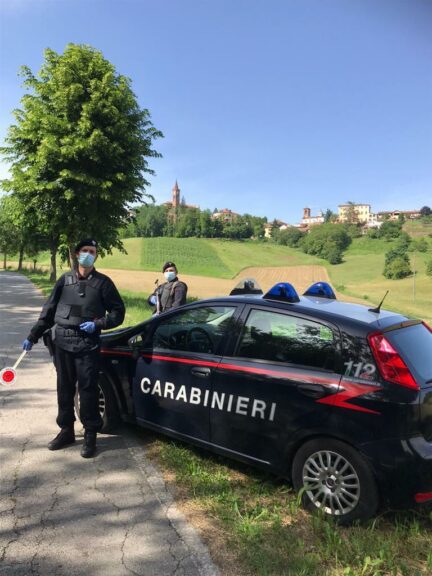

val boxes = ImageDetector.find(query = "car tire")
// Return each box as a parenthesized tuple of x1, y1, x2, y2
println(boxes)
(74, 374, 120, 434)
(292, 438, 379, 524)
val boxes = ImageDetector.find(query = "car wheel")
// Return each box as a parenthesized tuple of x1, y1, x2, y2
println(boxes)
(74, 374, 120, 434)
(292, 438, 379, 524)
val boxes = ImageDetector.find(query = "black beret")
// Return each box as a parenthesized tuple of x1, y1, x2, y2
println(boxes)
(163, 261, 177, 272)
(75, 238, 98, 252)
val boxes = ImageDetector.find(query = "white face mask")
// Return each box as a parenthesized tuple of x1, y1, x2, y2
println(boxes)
(164, 271, 176, 282)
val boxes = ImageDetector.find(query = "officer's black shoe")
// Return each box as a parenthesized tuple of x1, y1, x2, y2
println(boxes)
(48, 427, 75, 451)
(80, 431, 97, 458)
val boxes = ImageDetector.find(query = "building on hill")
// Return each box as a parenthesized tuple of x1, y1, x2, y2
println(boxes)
(301, 207, 324, 226)
(163, 181, 198, 219)
(338, 203, 372, 223)
(376, 209, 421, 221)
(264, 220, 290, 238)
(212, 208, 240, 223)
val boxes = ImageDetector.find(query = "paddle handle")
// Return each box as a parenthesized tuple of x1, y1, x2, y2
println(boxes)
(13, 350, 27, 370)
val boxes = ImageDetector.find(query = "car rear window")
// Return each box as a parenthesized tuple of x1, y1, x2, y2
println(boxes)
(385, 323, 432, 385)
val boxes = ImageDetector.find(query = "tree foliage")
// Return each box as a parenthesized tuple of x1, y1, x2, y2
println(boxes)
(383, 236, 412, 279)
(300, 224, 351, 264)
(274, 227, 303, 247)
(1, 44, 162, 279)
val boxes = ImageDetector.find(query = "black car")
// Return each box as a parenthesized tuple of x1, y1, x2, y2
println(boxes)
(83, 280, 432, 523)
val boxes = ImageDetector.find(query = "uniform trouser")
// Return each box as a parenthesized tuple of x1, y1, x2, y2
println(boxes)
(54, 346, 103, 433)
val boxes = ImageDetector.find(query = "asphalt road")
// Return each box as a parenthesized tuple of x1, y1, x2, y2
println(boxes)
(0, 271, 219, 576)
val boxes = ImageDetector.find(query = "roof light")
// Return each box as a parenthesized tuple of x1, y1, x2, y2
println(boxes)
(303, 282, 336, 300)
(263, 283, 300, 303)
(229, 278, 263, 296)
(368, 332, 419, 391)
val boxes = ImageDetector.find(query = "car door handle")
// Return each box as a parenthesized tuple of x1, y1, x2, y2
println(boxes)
(191, 367, 211, 378)
(297, 383, 327, 399)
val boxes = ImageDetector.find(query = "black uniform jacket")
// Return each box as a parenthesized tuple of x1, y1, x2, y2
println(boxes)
(28, 269, 125, 348)
(149, 278, 187, 313)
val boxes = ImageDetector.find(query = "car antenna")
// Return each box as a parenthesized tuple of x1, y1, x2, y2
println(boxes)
(368, 290, 389, 314)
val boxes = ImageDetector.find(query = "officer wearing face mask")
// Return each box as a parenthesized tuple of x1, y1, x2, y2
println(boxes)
(22, 239, 125, 458)
(148, 261, 187, 314)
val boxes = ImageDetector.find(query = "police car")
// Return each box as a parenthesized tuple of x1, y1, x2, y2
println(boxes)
(91, 279, 432, 523)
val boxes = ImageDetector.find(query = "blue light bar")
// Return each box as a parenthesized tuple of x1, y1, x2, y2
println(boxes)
(303, 281, 336, 300)
(263, 282, 300, 303)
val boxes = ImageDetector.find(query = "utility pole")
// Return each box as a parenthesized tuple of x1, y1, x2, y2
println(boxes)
(413, 252, 416, 302)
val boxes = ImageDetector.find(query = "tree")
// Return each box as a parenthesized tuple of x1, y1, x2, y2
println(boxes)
(383, 237, 412, 279)
(413, 237, 428, 253)
(383, 254, 412, 279)
(276, 227, 303, 247)
(420, 206, 431, 217)
(301, 224, 351, 263)
(344, 201, 359, 224)
(378, 220, 403, 240)
(0, 196, 21, 269)
(1, 44, 162, 280)
(323, 208, 337, 223)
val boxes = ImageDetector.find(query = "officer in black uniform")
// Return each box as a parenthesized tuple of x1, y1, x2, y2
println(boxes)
(148, 261, 187, 314)
(22, 239, 125, 458)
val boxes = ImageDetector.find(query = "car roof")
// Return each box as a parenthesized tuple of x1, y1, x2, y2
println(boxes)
(194, 294, 408, 332)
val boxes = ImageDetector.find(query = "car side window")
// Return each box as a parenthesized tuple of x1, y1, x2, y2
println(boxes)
(152, 306, 236, 354)
(236, 309, 336, 371)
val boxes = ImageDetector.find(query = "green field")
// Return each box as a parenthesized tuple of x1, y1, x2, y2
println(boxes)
(98, 237, 321, 277)
(3, 234, 432, 322)
(326, 237, 432, 323)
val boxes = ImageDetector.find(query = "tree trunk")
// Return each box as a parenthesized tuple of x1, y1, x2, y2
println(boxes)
(18, 245, 24, 271)
(68, 245, 78, 271)
(33, 259, 37, 271)
(49, 238, 58, 282)
(3, 253, 6, 270)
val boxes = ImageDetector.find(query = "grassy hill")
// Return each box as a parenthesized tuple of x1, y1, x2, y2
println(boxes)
(98, 237, 323, 277)
(3, 235, 432, 321)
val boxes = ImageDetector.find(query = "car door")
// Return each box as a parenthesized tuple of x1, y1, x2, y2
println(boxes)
(209, 306, 343, 467)
(132, 303, 241, 443)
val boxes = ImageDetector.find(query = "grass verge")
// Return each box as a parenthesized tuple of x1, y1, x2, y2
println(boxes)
(139, 430, 432, 576)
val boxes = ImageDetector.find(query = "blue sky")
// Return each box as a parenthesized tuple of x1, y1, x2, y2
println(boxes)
(1, 0, 431, 224)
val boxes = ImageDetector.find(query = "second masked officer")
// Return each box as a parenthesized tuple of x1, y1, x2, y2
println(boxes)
(22, 239, 125, 458)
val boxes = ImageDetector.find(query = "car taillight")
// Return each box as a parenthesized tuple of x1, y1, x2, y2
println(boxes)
(368, 332, 419, 391)
(415, 492, 432, 504)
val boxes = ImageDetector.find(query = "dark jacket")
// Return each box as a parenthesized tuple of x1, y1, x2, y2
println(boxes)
(28, 269, 125, 352)
(149, 278, 187, 313)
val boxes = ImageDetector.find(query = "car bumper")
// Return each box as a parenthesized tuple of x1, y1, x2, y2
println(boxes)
(361, 436, 432, 508)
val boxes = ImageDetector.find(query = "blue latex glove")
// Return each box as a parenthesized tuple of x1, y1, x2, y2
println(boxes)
(80, 321, 96, 334)
(22, 339, 33, 351)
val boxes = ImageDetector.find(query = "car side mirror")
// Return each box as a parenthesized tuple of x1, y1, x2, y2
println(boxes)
(128, 332, 148, 359)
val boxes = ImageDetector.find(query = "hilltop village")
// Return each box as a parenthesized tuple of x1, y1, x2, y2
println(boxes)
(131, 180, 427, 240)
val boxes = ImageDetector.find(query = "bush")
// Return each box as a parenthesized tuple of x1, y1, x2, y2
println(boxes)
(383, 253, 412, 279)
(415, 238, 429, 253)
(426, 260, 432, 277)
(301, 224, 351, 263)
(379, 220, 403, 240)
(276, 227, 303, 247)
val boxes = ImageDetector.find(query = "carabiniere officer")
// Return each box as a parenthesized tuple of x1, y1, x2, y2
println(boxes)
(22, 239, 125, 458)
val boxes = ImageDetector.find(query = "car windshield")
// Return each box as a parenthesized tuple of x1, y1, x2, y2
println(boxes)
(385, 323, 432, 385)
